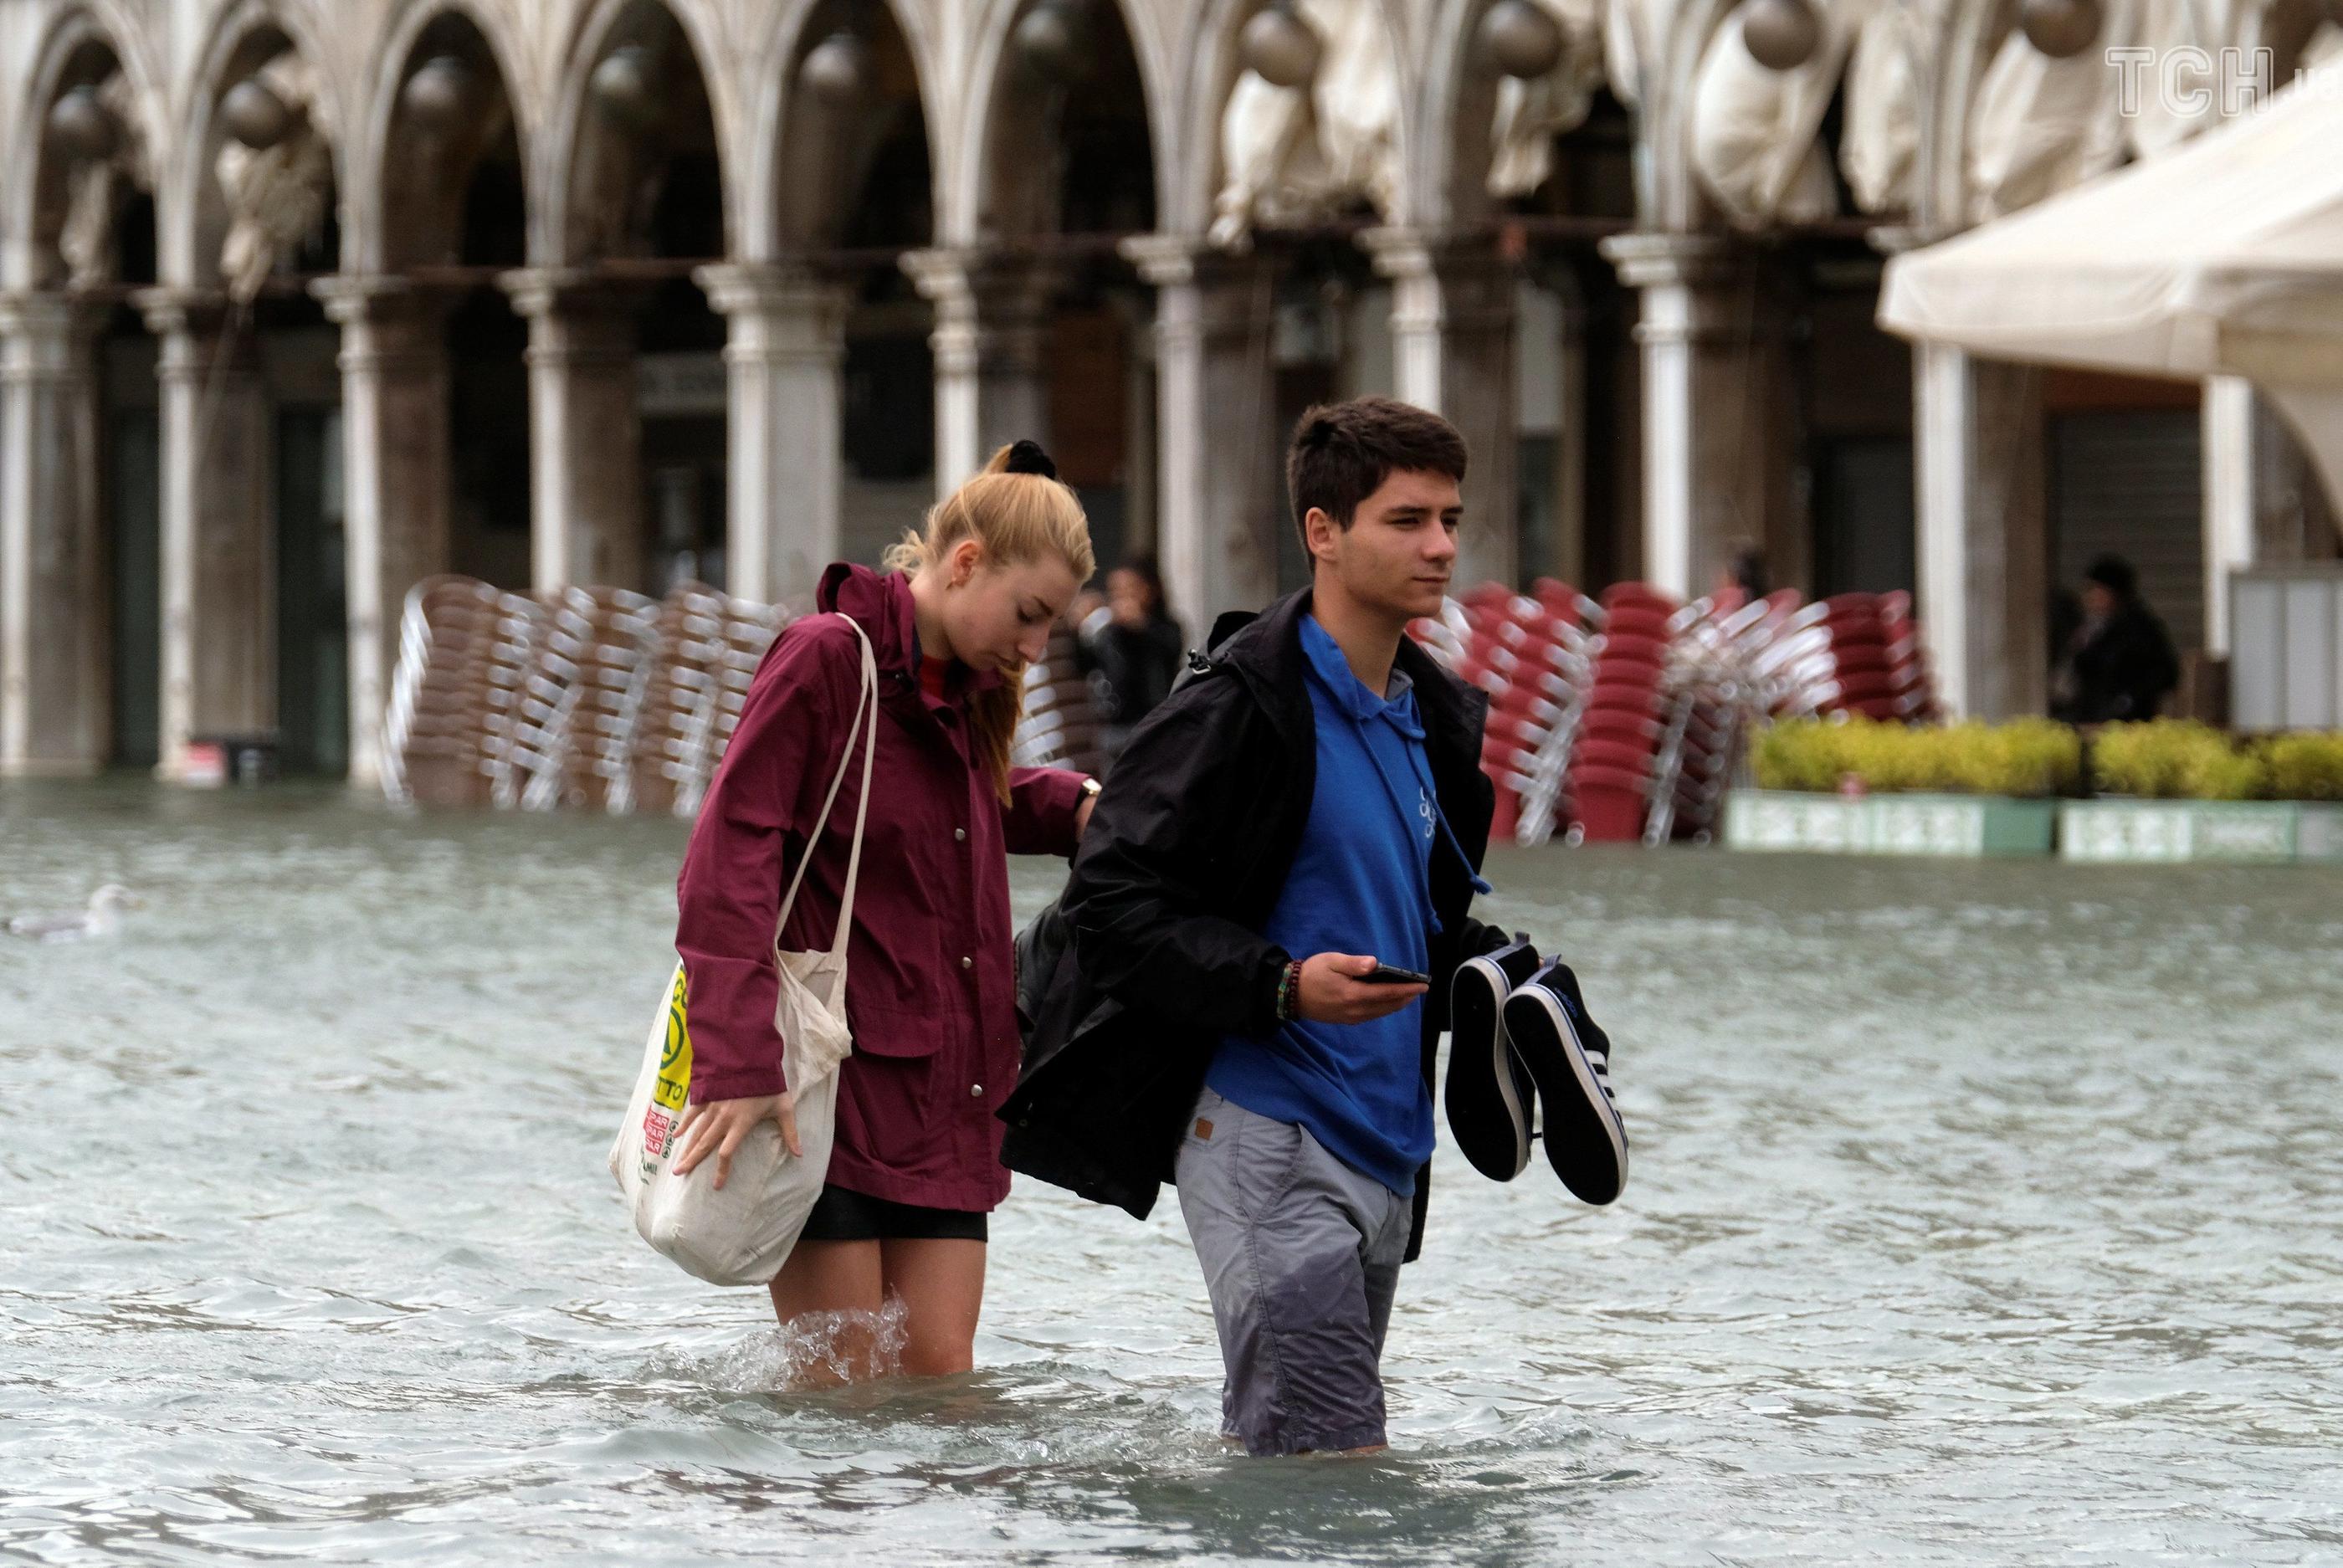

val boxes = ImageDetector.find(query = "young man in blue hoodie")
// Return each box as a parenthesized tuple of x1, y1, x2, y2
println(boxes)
(1006, 397, 1608, 1456)
(1174, 401, 1482, 1453)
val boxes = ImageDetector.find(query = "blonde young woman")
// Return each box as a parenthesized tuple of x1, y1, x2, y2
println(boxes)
(669, 441, 1098, 1378)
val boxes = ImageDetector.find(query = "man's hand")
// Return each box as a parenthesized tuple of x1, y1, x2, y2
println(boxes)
(1294, 953, 1428, 1025)
(672, 1092, 802, 1190)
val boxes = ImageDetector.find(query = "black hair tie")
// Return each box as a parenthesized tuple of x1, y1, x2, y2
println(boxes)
(1004, 439, 1058, 480)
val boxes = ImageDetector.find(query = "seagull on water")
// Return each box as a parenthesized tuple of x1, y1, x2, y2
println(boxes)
(7, 884, 144, 942)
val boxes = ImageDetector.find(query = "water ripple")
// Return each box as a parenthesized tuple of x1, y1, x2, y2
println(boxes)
(4, 781, 2342, 1565)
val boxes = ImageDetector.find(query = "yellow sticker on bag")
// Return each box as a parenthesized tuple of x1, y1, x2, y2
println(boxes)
(654, 966, 692, 1113)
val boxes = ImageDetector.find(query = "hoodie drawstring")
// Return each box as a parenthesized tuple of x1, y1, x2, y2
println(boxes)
(1354, 707, 1496, 914)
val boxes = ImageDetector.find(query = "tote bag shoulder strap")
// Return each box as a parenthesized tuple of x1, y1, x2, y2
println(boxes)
(772, 613, 882, 966)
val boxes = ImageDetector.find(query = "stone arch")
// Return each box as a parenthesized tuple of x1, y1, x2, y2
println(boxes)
(1635, 0, 1741, 230)
(538, 0, 739, 265)
(161, 0, 347, 289)
(1415, 0, 1507, 228)
(2233, 0, 2316, 86)
(948, 0, 1172, 245)
(1914, 0, 2018, 234)
(346, 0, 534, 273)
(3, 1, 168, 290)
(751, 0, 944, 258)
(1413, 0, 1638, 229)
(1172, 0, 1421, 235)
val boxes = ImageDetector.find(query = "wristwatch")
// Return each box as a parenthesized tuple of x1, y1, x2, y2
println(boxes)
(1079, 776, 1103, 802)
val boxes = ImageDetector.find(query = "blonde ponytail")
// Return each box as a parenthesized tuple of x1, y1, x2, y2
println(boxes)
(888, 444, 1095, 801)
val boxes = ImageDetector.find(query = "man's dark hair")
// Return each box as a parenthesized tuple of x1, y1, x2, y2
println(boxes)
(1284, 397, 1468, 560)
(1114, 554, 1166, 606)
(2085, 553, 2139, 601)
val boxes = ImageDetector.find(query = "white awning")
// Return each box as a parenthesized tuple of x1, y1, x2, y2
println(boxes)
(1877, 66, 2343, 501)
(1878, 68, 2343, 383)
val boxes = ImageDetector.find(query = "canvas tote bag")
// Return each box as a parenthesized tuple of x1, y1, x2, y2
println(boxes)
(608, 613, 880, 1285)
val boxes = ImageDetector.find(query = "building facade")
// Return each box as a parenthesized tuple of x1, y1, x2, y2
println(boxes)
(1, 0, 2335, 784)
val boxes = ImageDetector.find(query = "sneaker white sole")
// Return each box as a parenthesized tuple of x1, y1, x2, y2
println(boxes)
(1446, 956, 1533, 1180)
(1505, 982, 1628, 1206)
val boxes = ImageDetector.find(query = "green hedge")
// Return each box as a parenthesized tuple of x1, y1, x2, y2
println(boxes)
(2261, 731, 2343, 802)
(2090, 721, 2261, 800)
(2093, 722, 2343, 802)
(1753, 717, 2082, 798)
(1754, 717, 2343, 802)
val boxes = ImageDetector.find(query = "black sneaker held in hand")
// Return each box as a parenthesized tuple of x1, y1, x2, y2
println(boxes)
(1502, 958, 1628, 1206)
(1443, 935, 1544, 1181)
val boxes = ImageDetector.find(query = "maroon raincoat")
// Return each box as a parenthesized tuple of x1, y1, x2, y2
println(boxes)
(674, 562, 1089, 1211)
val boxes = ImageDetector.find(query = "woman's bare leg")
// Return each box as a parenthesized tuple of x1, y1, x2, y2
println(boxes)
(879, 1238, 987, 1377)
(768, 1239, 886, 1384)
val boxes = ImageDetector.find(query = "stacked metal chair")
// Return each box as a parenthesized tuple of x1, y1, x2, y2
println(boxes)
(1011, 628, 1112, 778)
(1410, 579, 1597, 847)
(381, 576, 544, 809)
(644, 587, 784, 820)
(1641, 593, 1797, 845)
(622, 587, 714, 818)
(1874, 591, 1941, 723)
(1561, 585, 1706, 843)
(505, 588, 648, 812)
(1757, 590, 1939, 723)
(381, 576, 784, 817)
(1412, 578, 1943, 848)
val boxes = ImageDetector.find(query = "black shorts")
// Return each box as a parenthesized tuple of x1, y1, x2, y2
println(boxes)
(798, 1185, 989, 1243)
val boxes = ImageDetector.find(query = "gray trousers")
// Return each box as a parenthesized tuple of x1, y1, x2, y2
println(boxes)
(1174, 1087, 1415, 1456)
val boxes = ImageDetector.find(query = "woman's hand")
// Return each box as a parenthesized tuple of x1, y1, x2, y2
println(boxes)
(672, 1092, 802, 1190)
(1295, 953, 1428, 1025)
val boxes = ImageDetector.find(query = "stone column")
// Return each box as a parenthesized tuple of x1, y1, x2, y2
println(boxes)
(1911, 341, 2048, 720)
(2202, 376, 2257, 659)
(1120, 236, 1282, 632)
(901, 249, 1064, 492)
(0, 294, 108, 776)
(500, 269, 643, 592)
(696, 261, 849, 607)
(311, 277, 451, 790)
(1555, 273, 1591, 590)
(1599, 233, 1763, 602)
(1114, 287, 1160, 560)
(137, 289, 274, 780)
(2201, 376, 2338, 654)
(1359, 228, 1521, 591)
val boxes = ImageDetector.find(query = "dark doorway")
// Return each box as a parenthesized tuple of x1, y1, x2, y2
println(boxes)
(1812, 435, 1916, 598)
(275, 406, 347, 775)
(105, 397, 161, 771)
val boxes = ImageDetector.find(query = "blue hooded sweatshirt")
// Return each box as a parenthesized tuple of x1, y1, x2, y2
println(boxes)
(1207, 613, 1464, 1196)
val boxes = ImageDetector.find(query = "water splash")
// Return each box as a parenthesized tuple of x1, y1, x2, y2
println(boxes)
(660, 1296, 912, 1392)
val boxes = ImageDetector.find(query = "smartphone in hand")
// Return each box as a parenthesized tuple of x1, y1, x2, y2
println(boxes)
(1360, 962, 1430, 986)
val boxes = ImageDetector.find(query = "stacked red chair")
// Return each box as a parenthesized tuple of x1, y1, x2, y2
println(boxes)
(1412, 579, 1942, 849)
(1564, 584, 1685, 843)
(1412, 584, 1591, 844)
(1875, 591, 1941, 722)
(1793, 592, 1935, 721)
(1643, 592, 1794, 843)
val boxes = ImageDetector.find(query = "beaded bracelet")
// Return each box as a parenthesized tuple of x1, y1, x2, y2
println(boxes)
(1274, 958, 1305, 1024)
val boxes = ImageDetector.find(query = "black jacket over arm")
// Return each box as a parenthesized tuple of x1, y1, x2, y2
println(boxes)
(1002, 588, 1511, 1262)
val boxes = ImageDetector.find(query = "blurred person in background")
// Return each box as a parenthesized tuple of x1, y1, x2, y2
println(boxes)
(2057, 554, 2179, 725)
(1710, 543, 1768, 615)
(1078, 556, 1187, 756)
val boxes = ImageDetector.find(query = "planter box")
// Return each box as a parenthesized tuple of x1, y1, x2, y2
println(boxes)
(2299, 807, 2343, 863)
(1725, 790, 2057, 857)
(2059, 800, 2343, 863)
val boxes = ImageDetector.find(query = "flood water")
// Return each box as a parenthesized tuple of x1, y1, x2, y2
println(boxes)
(5, 779, 2341, 1565)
